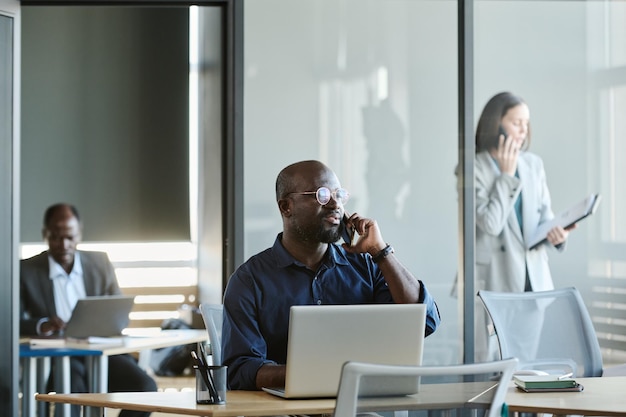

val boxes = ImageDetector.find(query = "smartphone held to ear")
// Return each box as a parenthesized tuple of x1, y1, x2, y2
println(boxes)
(498, 125, 508, 138)
(342, 214, 358, 247)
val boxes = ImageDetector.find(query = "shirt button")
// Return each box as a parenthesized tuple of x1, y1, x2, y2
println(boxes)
(317, 300, 322, 305)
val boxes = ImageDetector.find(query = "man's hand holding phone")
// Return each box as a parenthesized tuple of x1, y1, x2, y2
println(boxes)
(341, 212, 387, 258)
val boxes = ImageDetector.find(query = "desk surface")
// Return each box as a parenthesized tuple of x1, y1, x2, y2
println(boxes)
(35, 382, 497, 417)
(24, 328, 208, 417)
(22, 328, 208, 356)
(505, 375, 626, 416)
(36, 376, 626, 417)
(20, 343, 102, 358)
(96, 328, 208, 356)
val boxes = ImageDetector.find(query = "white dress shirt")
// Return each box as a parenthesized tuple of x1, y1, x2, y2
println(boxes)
(48, 252, 87, 322)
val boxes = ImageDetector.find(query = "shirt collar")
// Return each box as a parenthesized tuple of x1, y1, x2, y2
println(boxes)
(48, 251, 83, 279)
(272, 233, 351, 269)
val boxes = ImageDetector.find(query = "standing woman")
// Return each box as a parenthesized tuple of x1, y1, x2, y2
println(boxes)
(473, 91, 575, 360)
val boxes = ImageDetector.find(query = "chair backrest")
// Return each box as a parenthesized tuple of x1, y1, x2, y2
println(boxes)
(334, 358, 518, 417)
(478, 287, 603, 377)
(199, 303, 223, 366)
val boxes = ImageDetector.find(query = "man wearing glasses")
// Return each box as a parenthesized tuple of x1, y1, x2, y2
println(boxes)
(222, 160, 441, 390)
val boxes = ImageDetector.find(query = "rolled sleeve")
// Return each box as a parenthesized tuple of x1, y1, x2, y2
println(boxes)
(418, 280, 441, 337)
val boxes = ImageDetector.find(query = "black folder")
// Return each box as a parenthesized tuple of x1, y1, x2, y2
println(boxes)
(527, 193, 601, 250)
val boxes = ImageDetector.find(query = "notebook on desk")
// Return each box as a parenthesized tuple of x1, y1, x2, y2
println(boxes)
(262, 303, 426, 399)
(64, 295, 135, 339)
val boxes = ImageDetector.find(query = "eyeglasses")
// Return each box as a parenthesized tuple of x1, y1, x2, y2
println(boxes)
(287, 187, 350, 205)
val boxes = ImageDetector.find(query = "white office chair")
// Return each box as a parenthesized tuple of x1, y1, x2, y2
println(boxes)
(335, 358, 518, 417)
(478, 287, 607, 377)
(199, 303, 223, 366)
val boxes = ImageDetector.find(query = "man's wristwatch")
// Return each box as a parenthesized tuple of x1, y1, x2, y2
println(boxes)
(37, 317, 55, 336)
(372, 244, 394, 263)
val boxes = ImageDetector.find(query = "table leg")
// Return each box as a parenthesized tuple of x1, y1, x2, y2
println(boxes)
(37, 358, 50, 417)
(85, 355, 108, 392)
(85, 355, 108, 417)
(86, 405, 105, 417)
(84, 403, 106, 417)
(21, 357, 37, 417)
(51, 357, 71, 417)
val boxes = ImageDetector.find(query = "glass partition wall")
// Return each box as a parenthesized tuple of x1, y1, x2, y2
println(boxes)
(0, 0, 19, 414)
(584, 0, 626, 364)
(475, 0, 626, 365)
(243, 0, 461, 365)
(244, 0, 626, 366)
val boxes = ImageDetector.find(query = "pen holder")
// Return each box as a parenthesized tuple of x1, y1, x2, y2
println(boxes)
(196, 365, 227, 404)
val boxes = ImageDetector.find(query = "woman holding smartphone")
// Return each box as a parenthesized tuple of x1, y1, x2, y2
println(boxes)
(471, 91, 575, 360)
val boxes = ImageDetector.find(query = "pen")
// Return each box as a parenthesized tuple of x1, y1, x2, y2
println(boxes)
(199, 342, 211, 365)
(191, 350, 221, 403)
(558, 372, 573, 380)
(191, 351, 217, 402)
(204, 364, 221, 403)
(198, 343, 222, 402)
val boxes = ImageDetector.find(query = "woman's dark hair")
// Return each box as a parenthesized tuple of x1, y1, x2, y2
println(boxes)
(475, 92, 532, 153)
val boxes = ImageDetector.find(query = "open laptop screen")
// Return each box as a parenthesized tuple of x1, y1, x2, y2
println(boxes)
(64, 295, 135, 338)
(263, 303, 426, 398)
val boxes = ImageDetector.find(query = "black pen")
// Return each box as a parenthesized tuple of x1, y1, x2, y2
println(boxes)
(198, 343, 222, 402)
(206, 367, 221, 403)
(199, 342, 210, 365)
(191, 351, 218, 402)
(191, 350, 221, 403)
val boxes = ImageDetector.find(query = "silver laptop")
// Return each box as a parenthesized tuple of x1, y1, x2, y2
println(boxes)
(64, 295, 135, 338)
(262, 303, 426, 399)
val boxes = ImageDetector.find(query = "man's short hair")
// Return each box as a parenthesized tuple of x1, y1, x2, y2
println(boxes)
(43, 203, 81, 228)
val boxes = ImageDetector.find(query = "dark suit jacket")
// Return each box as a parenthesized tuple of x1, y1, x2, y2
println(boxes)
(20, 250, 122, 336)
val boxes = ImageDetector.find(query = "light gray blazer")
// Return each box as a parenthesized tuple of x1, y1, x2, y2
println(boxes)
(474, 150, 559, 293)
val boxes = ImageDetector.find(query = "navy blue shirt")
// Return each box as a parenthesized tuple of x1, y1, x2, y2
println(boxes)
(222, 233, 441, 390)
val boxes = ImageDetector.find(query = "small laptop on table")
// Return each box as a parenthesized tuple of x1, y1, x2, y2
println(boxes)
(63, 295, 135, 338)
(262, 303, 427, 399)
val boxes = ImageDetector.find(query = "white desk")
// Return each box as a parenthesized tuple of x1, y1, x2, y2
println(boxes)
(78, 329, 208, 393)
(35, 376, 626, 417)
(23, 329, 207, 417)
(20, 344, 101, 417)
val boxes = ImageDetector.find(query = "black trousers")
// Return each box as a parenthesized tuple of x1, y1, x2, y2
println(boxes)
(48, 353, 157, 417)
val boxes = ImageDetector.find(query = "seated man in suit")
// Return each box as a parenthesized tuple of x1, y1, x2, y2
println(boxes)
(20, 203, 157, 417)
